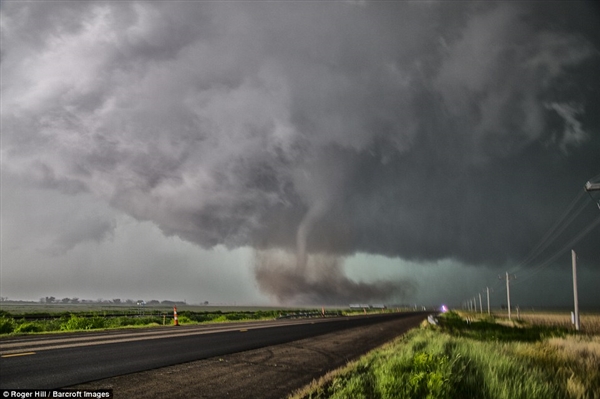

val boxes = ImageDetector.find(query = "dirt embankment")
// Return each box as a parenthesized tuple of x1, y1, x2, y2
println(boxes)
(74, 313, 427, 399)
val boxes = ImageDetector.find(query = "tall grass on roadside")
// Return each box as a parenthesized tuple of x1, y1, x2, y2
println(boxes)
(295, 313, 599, 399)
(517, 313, 600, 335)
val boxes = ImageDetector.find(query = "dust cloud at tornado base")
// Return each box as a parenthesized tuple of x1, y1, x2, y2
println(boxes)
(253, 250, 415, 305)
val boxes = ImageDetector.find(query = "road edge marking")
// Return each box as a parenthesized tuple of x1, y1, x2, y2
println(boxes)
(1, 351, 36, 358)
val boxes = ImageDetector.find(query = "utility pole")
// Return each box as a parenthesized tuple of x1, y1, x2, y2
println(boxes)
(500, 272, 516, 320)
(572, 250, 580, 331)
(506, 272, 511, 320)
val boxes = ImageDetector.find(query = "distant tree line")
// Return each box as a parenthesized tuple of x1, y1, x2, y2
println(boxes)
(39, 297, 187, 305)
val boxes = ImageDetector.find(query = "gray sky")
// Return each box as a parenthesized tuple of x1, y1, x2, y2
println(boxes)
(1, 1, 599, 309)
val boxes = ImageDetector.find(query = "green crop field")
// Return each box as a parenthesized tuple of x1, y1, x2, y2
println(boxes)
(292, 311, 600, 399)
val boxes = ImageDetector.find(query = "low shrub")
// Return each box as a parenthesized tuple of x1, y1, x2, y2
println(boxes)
(61, 315, 107, 331)
(176, 315, 194, 324)
(0, 316, 15, 334)
(14, 322, 44, 334)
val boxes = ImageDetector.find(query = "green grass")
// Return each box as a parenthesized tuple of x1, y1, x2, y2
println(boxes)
(293, 312, 600, 399)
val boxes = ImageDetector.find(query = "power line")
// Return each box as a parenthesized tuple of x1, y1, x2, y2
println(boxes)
(508, 190, 588, 275)
(513, 216, 600, 286)
(507, 177, 600, 286)
(460, 178, 598, 312)
(475, 178, 599, 312)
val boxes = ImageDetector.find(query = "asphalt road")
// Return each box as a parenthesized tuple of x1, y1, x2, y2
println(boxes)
(0, 312, 430, 389)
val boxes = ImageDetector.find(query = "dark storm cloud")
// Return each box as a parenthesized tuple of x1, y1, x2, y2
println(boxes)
(2, 1, 599, 303)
